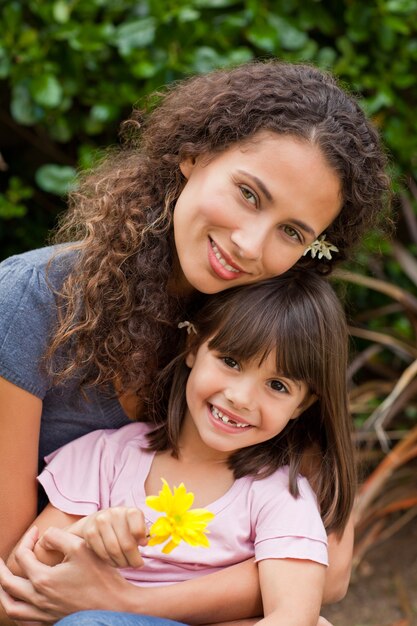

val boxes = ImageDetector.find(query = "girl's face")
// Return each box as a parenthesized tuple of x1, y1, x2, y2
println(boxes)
(183, 340, 314, 459)
(173, 131, 341, 295)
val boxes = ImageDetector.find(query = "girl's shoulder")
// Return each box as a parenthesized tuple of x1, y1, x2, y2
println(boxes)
(248, 466, 320, 512)
(246, 467, 327, 544)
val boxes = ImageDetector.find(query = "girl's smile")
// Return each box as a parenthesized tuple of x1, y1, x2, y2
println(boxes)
(173, 131, 342, 295)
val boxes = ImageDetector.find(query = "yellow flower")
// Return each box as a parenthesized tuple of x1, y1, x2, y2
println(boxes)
(146, 479, 215, 554)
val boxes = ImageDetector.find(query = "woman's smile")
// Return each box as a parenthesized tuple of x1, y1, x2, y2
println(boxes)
(173, 131, 341, 295)
(208, 238, 247, 279)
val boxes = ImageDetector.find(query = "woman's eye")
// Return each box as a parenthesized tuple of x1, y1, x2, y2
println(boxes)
(269, 380, 288, 393)
(222, 356, 239, 370)
(283, 225, 302, 243)
(240, 186, 257, 206)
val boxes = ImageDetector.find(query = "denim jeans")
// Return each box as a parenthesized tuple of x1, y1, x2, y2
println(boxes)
(56, 612, 188, 626)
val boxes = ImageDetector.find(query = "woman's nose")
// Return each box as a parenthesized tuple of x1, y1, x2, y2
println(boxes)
(230, 221, 269, 261)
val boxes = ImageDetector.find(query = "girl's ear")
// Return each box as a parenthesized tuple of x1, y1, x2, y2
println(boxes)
(292, 393, 318, 419)
(180, 157, 196, 180)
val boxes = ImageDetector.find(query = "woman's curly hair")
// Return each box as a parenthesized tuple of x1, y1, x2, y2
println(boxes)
(47, 59, 391, 405)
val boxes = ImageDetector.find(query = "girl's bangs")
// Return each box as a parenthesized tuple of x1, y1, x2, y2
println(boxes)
(205, 289, 319, 389)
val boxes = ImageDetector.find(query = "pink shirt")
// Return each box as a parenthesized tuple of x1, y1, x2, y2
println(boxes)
(38, 422, 328, 587)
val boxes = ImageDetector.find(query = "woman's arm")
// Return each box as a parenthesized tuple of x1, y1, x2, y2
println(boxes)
(0, 377, 42, 561)
(0, 527, 262, 625)
(0, 506, 353, 624)
(323, 513, 354, 603)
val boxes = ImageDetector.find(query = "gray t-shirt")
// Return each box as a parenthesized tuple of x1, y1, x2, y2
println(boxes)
(0, 245, 131, 484)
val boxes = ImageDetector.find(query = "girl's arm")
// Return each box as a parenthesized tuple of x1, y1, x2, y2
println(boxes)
(0, 377, 42, 561)
(256, 558, 326, 626)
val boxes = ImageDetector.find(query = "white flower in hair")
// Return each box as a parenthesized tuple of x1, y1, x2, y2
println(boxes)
(178, 321, 197, 335)
(303, 235, 339, 260)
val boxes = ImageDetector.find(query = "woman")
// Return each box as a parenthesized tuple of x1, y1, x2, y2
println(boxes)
(0, 59, 389, 624)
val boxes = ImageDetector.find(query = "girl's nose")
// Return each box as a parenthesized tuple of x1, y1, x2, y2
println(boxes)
(230, 221, 269, 261)
(224, 381, 256, 412)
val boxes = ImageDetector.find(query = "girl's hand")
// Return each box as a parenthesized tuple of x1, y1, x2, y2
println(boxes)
(61, 507, 148, 569)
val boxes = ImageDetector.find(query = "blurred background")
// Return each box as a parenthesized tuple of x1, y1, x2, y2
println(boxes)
(1, 1, 417, 624)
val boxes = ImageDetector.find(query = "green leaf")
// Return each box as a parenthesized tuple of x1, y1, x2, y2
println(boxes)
(0, 197, 27, 219)
(31, 75, 63, 108)
(90, 103, 119, 122)
(246, 23, 279, 52)
(35, 164, 77, 196)
(113, 18, 156, 56)
(11, 84, 42, 125)
(53, 0, 71, 23)
(0, 47, 11, 79)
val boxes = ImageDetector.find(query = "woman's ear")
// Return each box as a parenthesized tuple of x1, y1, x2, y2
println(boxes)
(185, 350, 196, 368)
(180, 156, 196, 180)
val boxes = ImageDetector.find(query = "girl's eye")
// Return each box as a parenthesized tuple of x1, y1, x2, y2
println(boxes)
(269, 380, 288, 393)
(283, 225, 303, 243)
(222, 356, 239, 370)
(240, 186, 257, 206)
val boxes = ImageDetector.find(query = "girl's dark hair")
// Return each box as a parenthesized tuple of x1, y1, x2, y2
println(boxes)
(48, 59, 390, 403)
(147, 270, 355, 533)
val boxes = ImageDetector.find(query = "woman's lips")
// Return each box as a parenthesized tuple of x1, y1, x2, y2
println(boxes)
(207, 238, 246, 280)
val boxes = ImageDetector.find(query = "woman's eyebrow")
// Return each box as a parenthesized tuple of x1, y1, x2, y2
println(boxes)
(236, 170, 273, 202)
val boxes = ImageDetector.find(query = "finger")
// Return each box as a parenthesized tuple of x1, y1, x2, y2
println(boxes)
(13, 528, 84, 582)
(35, 526, 84, 554)
(0, 586, 53, 623)
(95, 510, 141, 568)
(84, 523, 123, 568)
(127, 508, 148, 546)
(99, 508, 143, 568)
(0, 560, 49, 615)
(91, 508, 142, 568)
(112, 509, 144, 568)
(18, 525, 40, 551)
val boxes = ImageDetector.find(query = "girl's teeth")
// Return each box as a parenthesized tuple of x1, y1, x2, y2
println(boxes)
(211, 242, 240, 273)
(211, 406, 249, 428)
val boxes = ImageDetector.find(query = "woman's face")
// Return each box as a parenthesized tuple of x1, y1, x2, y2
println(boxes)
(173, 131, 342, 295)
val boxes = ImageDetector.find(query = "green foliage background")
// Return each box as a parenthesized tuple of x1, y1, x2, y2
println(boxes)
(1, 0, 417, 258)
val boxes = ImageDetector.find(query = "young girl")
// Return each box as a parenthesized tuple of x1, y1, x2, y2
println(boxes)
(7, 270, 355, 626)
(0, 59, 388, 622)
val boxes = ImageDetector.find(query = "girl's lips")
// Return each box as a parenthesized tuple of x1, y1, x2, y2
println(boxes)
(208, 404, 253, 434)
(207, 238, 246, 280)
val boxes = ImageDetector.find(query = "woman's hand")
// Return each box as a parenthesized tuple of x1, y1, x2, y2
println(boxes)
(63, 507, 148, 569)
(0, 527, 138, 624)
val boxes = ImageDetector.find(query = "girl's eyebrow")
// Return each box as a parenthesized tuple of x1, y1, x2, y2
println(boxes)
(236, 169, 317, 238)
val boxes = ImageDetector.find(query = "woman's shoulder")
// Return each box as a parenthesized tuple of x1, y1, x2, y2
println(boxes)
(0, 244, 77, 398)
(0, 244, 75, 288)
